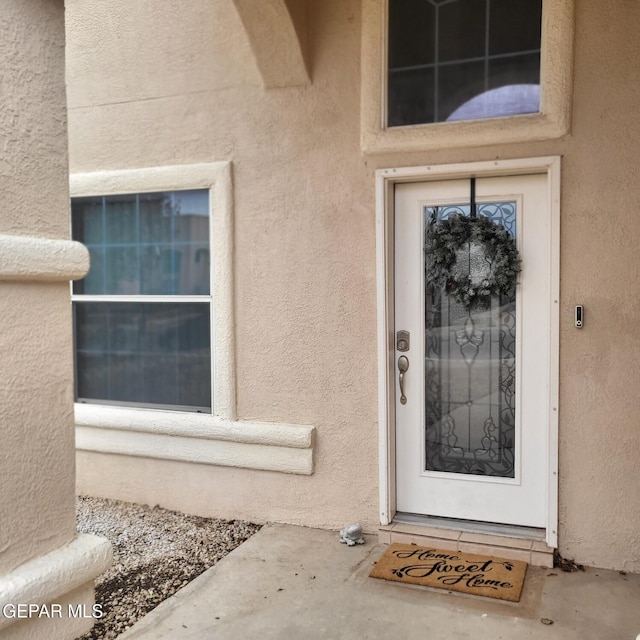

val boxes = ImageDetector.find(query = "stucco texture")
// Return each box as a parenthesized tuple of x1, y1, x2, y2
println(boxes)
(0, 0, 77, 575)
(0, 0, 70, 239)
(67, 0, 640, 570)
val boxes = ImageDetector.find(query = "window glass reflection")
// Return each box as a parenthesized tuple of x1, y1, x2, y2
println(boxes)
(75, 302, 211, 410)
(72, 190, 210, 296)
(387, 0, 542, 126)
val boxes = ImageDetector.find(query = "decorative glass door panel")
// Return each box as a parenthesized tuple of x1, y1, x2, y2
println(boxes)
(394, 175, 551, 528)
(425, 203, 516, 477)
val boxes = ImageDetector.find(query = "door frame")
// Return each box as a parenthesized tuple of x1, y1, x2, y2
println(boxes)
(375, 157, 561, 547)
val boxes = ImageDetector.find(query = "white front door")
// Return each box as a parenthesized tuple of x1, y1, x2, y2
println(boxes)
(394, 174, 552, 528)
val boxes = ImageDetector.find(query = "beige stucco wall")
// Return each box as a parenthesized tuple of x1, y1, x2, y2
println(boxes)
(1, 1, 70, 240)
(68, 0, 640, 571)
(0, 0, 78, 575)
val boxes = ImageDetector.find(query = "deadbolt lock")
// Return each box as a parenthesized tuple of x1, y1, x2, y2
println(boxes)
(396, 330, 410, 352)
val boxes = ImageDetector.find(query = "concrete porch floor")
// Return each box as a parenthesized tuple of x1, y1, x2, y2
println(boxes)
(119, 523, 640, 640)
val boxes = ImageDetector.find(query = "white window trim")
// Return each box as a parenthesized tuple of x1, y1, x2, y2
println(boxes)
(361, 0, 575, 154)
(71, 163, 314, 475)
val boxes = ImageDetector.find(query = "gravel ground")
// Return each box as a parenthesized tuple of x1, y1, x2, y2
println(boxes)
(76, 496, 261, 640)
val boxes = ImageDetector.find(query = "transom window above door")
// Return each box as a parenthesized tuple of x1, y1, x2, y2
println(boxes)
(387, 0, 543, 126)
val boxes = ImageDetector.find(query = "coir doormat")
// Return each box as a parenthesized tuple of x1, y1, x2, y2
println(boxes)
(370, 544, 527, 602)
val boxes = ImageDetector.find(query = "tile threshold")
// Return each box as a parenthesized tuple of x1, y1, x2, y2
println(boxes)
(380, 514, 554, 568)
(392, 513, 546, 542)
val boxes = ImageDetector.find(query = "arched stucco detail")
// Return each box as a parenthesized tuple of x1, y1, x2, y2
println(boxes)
(231, 0, 310, 88)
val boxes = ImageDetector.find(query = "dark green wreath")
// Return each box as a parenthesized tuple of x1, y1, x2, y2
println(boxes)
(425, 214, 521, 310)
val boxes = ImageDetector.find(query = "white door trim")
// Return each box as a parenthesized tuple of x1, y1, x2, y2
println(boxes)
(376, 157, 560, 547)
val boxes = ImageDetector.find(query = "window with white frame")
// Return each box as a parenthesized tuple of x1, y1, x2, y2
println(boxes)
(70, 164, 314, 475)
(387, 0, 543, 126)
(71, 189, 212, 412)
(360, 0, 573, 154)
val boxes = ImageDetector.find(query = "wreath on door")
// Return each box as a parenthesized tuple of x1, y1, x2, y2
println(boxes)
(425, 213, 521, 311)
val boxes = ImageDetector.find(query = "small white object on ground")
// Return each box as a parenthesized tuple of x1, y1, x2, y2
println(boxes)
(339, 523, 365, 546)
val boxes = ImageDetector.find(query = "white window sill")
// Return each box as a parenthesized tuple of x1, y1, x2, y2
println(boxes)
(75, 404, 315, 475)
(361, 111, 570, 155)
